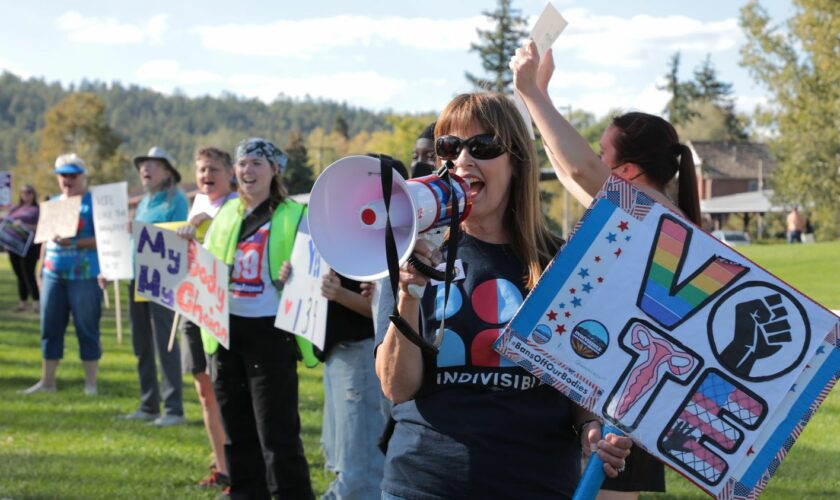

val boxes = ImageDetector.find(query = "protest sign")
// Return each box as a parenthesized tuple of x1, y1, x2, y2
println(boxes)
(34, 196, 81, 243)
(495, 176, 840, 499)
(0, 217, 35, 256)
(0, 171, 11, 207)
(275, 216, 329, 350)
(91, 182, 133, 280)
(133, 222, 230, 349)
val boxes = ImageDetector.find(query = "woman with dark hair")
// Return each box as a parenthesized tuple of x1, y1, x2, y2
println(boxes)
(511, 41, 700, 226)
(201, 138, 313, 499)
(375, 92, 631, 499)
(5, 183, 40, 312)
(511, 39, 701, 498)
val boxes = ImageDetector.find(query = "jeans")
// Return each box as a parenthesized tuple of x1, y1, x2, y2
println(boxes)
(40, 275, 102, 360)
(213, 315, 314, 500)
(322, 338, 386, 500)
(128, 284, 183, 417)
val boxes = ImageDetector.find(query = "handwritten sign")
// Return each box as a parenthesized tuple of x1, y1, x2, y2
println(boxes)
(275, 216, 329, 350)
(91, 182, 133, 280)
(495, 177, 840, 499)
(0, 171, 11, 207)
(0, 217, 34, 256)
(133, 222, 230, 349)
(34, 195, 81, 243)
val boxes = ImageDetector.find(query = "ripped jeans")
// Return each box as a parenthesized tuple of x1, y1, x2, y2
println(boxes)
(322, 338, 386, 500)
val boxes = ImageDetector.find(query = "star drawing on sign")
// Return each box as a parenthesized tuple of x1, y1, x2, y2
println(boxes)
(606, 232, 617, 243)
(618, 220, 629, 232)
(597, 277, 604, 283)
(578, 268, 590, 279)
(565, 311, 571, 318)
(571, 297, 582, 308)
(614, 248, 622, 257)
(555, 324, 566, 335)
(625, 235, 632, 241)
(547, 310, 558, 321)
(747, 446, 755, 456)
(558, 302, 566, 309)
(569, 287, 576, 294)
(582, 282, 593, 293)
(594, 255, 601, 263)
(816, 345, 826, 355)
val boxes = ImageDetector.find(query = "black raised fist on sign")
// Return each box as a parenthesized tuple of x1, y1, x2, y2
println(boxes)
(720, 293, 792, 378)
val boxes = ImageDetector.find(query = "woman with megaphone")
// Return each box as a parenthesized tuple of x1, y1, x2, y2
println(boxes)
(510, 39, 702, 498)
(374, 93, 632, 499)
(201, 138, 314, 499)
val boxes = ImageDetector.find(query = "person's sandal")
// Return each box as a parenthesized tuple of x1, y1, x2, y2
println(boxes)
(198, 471, 230, 489)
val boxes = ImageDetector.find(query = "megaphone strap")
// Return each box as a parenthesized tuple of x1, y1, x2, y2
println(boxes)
(379, 155, 438, 356)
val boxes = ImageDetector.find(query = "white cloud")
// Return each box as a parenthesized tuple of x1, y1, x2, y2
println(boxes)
(555, 8, 741, 69)
(57, 11, 168, 45)
(548, 71, 616, 91)
(0, 58, 30, 78)
(561, 79, 670, 118)
(135, 59, 224, 85)
(192, 15, 491, 57)
(227, 71, 409, 107)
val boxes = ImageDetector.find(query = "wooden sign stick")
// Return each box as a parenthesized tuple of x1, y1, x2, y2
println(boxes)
(114, 280, 123, 344)
(167, 312, 180, 352)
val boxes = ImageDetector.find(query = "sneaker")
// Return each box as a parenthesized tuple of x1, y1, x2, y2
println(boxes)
(198, 471, 230, 489)
(120, 410, 159, 421)
(83, 384, 98, 396)
(151, 414, 187, 427)
(19, 382, 56, 395)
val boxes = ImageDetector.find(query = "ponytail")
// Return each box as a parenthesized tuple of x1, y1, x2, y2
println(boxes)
(675, 144, 701, 225)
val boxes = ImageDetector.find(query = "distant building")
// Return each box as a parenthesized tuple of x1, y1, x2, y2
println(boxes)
(688, 141, 777, 200)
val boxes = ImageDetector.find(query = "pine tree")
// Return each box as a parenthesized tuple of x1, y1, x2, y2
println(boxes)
(465, 0, 528, 93)
(284, 131, 315, 195)
(659, 53, 698, 125)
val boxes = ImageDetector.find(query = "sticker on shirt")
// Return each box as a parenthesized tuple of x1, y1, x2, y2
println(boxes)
(429, 259, 466, 286)
(231, 227, 269, 297)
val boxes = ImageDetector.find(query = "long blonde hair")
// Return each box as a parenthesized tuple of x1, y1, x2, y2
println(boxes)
(436, 93, 560, 289)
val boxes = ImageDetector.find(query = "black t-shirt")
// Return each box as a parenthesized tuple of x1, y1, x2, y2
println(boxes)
(319, 274, 374, 360)
(378, 234, 580, 499)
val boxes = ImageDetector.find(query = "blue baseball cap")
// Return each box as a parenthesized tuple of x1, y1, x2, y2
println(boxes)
(54, 153, 87, 174)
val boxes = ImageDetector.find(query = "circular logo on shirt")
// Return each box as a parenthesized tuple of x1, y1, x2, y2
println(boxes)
(571, 320, 609, 359)
(471, 279, 523, 324)
(471, 328, 515, 367)
(434, 285, 463, 321)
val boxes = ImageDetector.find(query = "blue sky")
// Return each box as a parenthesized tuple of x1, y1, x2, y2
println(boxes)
(0, 0, 794, 118)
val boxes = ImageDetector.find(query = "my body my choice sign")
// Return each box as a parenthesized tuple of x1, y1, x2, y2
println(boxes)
(133, 222, 230, 349)
(495, 177, 840, 499)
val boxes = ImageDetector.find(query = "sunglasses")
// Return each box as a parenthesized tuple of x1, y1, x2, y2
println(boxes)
(59, 173, 79, 179)
(435, 133, 507, 161)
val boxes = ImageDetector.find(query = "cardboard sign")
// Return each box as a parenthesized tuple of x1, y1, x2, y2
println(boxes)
(495, 176, 840, 499)
(91, 182, 133, 280)
(0, 171, 11, 207)
(0, 217, 34, 256)
(34, 195, 81, 243)
(275, 216, 329, 350)
(133, 222, 230, 349)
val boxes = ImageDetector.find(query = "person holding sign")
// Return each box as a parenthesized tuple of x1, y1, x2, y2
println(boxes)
(375, 93, 632, 498)
(175, 146, 236, 488)
(22, 154, 101, 395)
(123, 146, 189, 426)
(4, 184, 40, 312)
(510, 40, 703, 497)
(202, 138, 313, 499)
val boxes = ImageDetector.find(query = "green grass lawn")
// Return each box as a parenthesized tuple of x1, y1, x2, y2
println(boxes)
(0, 242, 838, 499)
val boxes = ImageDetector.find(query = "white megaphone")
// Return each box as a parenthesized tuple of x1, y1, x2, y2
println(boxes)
(308, 155, 472, 281)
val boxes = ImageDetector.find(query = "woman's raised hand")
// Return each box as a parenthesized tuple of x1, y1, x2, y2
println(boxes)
(510, 39, 542, 98)
(399, 239, 442, 298)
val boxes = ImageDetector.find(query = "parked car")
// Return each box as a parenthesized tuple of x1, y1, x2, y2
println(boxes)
(711, 230, 751, 247)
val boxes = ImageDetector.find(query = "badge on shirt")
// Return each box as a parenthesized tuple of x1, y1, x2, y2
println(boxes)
(430, 259, 465, 285)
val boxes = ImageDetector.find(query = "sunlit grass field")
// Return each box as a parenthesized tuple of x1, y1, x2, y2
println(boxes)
(0, 242, 838, 499)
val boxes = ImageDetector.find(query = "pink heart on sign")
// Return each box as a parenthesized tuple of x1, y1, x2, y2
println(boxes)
(284, 299, 293, 315)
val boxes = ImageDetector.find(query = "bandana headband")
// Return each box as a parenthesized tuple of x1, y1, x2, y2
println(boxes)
(236, 138, 288, 173)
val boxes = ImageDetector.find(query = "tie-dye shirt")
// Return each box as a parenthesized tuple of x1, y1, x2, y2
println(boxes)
(42, 192, 99, 280)
(378, 233, 580, 498)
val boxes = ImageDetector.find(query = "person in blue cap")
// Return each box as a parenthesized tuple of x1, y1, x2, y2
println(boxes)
(21, 153, 102, 396)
